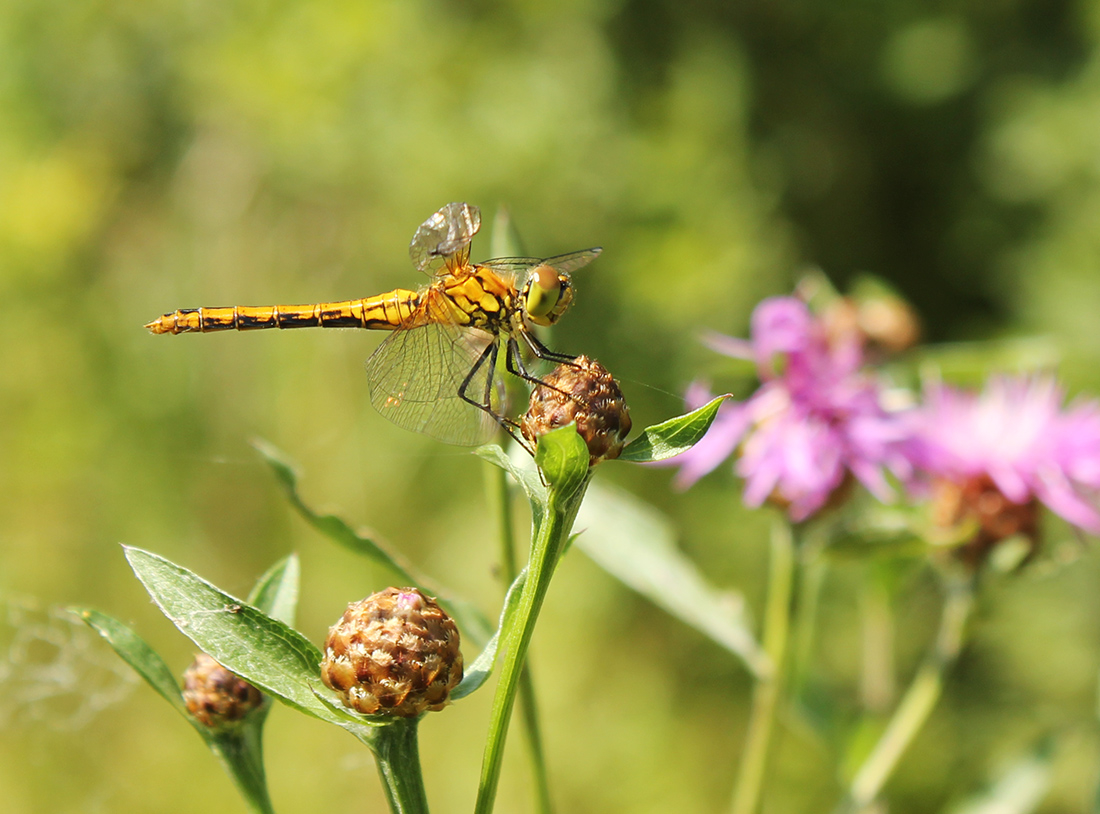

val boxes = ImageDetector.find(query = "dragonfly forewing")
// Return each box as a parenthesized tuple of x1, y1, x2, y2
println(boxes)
(481, 248, 602, 277)
(365, 320, 502, 446)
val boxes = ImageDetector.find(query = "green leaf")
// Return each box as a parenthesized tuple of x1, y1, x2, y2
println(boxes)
(573, 482, 769, 677)
(490, 206, 525, 258)
(947, 735, 1055, 814)
(475, 443, 547, 510)
(909, 337, 1061, 387)
(452, 568, 527, 702)
(251, 438, 493, 648)
(206, 727, 277, 814)
(248, 553, 300, 626)
(618, 395, 730, 463)
(821, 504, 932, 561)
(75, 606, 279, 813)
(534, 424, 589, 501)
(72, 607, 188, 716)
(250, 438, 398, 570)
(123, 546, 375, 740)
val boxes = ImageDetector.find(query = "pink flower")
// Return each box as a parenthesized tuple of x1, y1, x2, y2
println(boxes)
(669, 297, 914, 522)
(911, 376, 1100, 534)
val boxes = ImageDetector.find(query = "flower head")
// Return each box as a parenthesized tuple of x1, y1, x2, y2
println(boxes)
(911, 376, 1100, 538)
(321, 587, 463, 718)
(669, 296, 913, 521)
(182, 653, 264, 729)
(521, 356, 631, 465)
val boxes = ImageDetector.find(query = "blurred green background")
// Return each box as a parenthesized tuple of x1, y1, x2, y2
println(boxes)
(3, 0, 1100, 811)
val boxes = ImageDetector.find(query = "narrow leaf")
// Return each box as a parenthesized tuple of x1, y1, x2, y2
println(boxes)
(251, 438, 399, 570)
(123, 546, 371, 737)
(252, 438, 493, 647)
(911, 337, 1061, 386)
(475, 443, 547, 510)
(73, 607, 188, 716)
(207, 727, 277, 814)
(248, 554, 300, 626)
(948, 735, 1055, 814)
(79, 579, 283, 813)
(534, 424, 589, 500)
(452, 568, 527, 701)
(573, 483, 769, 677)
(619, 395, 730, 463)
(490, 206, 525, 259)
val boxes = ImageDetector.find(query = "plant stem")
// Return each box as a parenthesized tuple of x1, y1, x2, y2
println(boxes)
(789, 545, 824, 701)
(488, 460, 520, 581)
(516, 668, 553, 814)
(860, 569, 895, 714)
(730, 519, 795, 814)
(209, 722, 277, 814)
(374, 717, 430, 814)
(838, 574, 974, 813)
(474, 478, 588, 814)
(487, 462, 553, 814)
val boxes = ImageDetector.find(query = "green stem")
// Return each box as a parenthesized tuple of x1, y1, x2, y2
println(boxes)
(489, 459, 520, 581)
(730, 519, 795, 814)
(838, 575, 974, 813)
(487, 462, 553, 814)
(789, 545, 825, 701)
(209, 723, 277, 814)
(474, 478, 588, 814)
(374, 717, 430, 814)
(860, 569, 895, 714)
(517, 668, 552, 814)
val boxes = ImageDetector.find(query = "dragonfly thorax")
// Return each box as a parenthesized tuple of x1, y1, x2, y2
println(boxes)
(438, 266, 519, 332)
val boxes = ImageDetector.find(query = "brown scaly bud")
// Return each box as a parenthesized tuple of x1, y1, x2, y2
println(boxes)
(320, 588, 463, 718)
(932, 475, 1041, 569)
(521, 355, 632, 466)
(822, 294, 921, 358)
(182, 653, 264, 729)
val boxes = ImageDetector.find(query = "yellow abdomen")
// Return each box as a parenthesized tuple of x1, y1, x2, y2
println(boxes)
(145, 289, 423, 335)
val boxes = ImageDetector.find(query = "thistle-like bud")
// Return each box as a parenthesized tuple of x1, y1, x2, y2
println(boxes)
(182, 653, 264, 729)
(822, 293, 921, 357)
(320, 588, 463, 718)
(932, 475, 1041, 569)
(521, 355, 632, 465)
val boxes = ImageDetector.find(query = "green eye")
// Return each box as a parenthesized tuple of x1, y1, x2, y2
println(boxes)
(525, 265, 562, 320)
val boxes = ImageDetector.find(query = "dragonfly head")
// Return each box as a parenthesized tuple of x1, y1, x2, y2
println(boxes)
(523, 264, 573, 327)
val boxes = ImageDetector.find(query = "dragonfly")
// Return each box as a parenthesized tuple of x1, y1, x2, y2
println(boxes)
(146, 202, 601, 445)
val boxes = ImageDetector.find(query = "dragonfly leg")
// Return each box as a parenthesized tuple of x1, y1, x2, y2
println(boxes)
(457, 339, 530, 449)
(506, 337, 583, 406)
(520, 329, 577, 365)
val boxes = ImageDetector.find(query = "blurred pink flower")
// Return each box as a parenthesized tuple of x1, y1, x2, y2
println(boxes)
(669, 297, 914, 522)
(911, 376, 1100, 534)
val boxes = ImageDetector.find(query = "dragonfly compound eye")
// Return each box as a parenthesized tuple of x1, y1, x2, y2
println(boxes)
(525, 265, 572, 326)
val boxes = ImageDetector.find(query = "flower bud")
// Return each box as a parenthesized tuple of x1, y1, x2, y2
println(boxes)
(932, 475, 1041, 569)
(182, 653, 264, 729)
(320, 588, 463, 718)
(521, 356, 631, 465)
(822, 294, 921, 357)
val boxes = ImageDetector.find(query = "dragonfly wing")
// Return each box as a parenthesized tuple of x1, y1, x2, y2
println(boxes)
(481, 247, 602, 277)
(541, 247, 602, 274)
(409, 203, 482, 275)
(365, 321, 502, 446)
